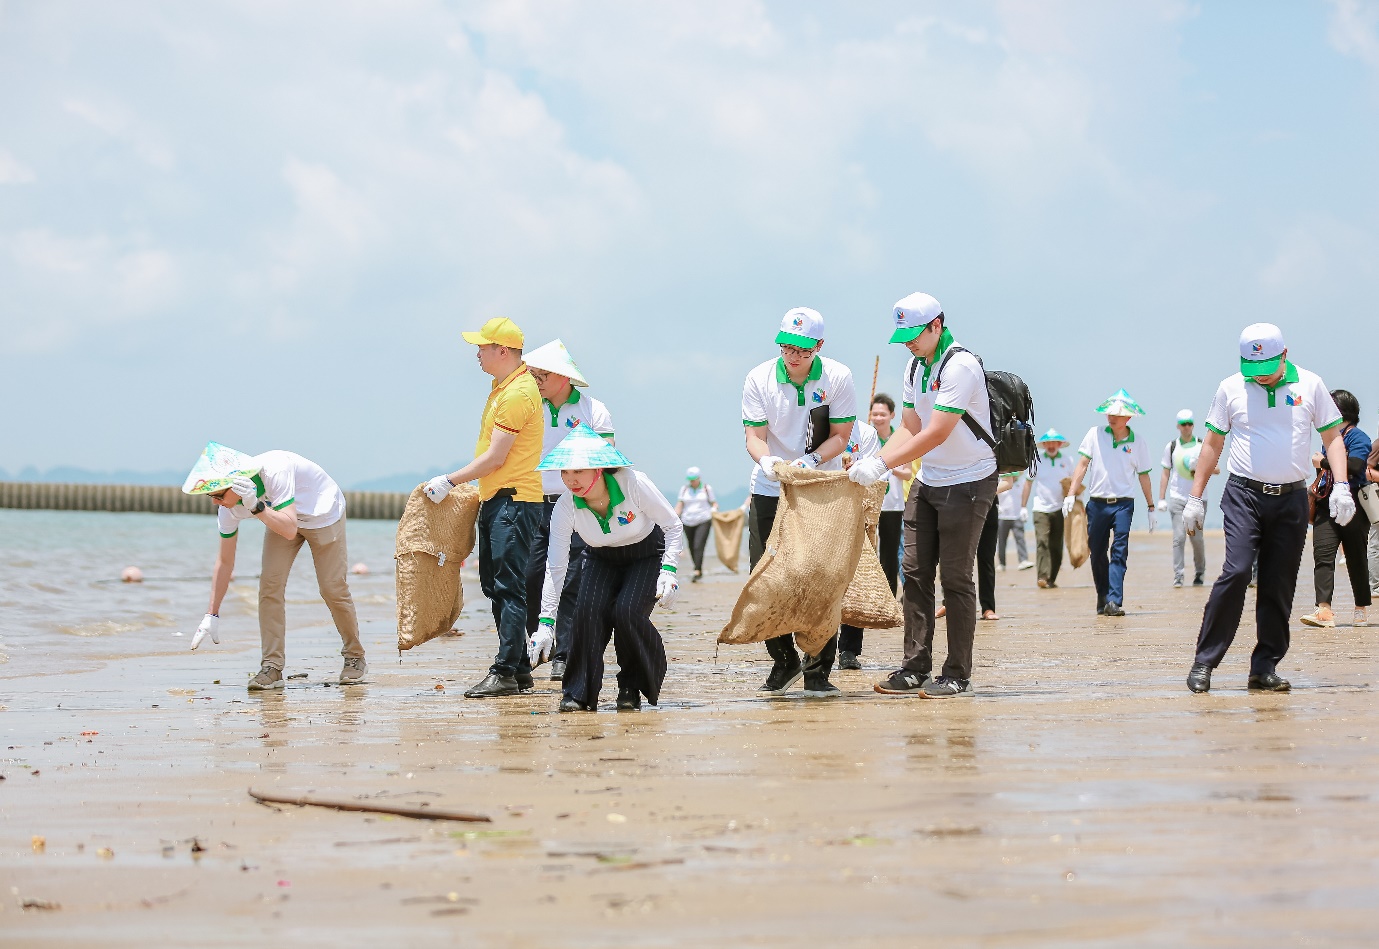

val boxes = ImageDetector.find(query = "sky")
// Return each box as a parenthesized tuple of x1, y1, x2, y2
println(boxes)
(2, 0, 1378, 499)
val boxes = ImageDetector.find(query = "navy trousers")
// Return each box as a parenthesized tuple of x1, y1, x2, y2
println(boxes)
(1195, 478, 1308, 675)
(477, 494, 541, 679)
(525, 498, 587, 662)
(1087, 498, 1134, 611)
(564, 527, 668, 708)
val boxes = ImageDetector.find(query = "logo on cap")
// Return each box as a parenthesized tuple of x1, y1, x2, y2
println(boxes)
(895, 310, 904, 324)
(1251, 343, 1264, 355)
(792, 316, 804, 328)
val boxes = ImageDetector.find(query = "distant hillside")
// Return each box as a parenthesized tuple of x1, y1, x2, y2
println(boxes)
(0, 466, 187, 486)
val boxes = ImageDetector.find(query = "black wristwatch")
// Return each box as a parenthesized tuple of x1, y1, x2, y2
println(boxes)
(249, 497, 268, 516)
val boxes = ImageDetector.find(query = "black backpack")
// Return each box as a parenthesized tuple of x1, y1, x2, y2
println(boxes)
(908, 346, 1038, 477)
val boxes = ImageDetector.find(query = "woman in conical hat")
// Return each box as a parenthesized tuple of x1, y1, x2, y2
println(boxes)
(533, 423, 684, 712)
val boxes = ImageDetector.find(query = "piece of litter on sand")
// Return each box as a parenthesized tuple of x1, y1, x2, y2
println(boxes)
(248, 788, 492, 823)
(287, 673, 308, 680)
(22, 898, 60, 911)
(31, 836, 45, 853)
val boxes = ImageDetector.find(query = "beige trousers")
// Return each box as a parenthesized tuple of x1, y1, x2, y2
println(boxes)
(258, 515, 364, 670)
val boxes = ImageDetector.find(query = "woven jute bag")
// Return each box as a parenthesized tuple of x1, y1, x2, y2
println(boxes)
(395, 483, 480, 652)
(711, 508, 745, 573)
(840, 481, 901, 629)
(719, 466, 870, 656)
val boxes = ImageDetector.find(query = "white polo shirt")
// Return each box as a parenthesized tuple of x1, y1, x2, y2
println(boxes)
(1160, 436, 1202, 501)
(1030, 450, 1074, 514)
(676, 483, 716, 527)
(541, 389, 615, 496)
(997, 475, 1024, 520)
(901, 341, 996, 487)
(742, 355, 858, 498)
(216, 450, 345, 537)
(872, 426, 908, 512)
(1204, 362, 1342, 484)
(540, 468, 685, 620)
(1078, 426, 1153, 499)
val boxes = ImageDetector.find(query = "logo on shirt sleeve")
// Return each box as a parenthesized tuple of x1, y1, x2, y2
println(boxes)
(616, 510, 637, 526)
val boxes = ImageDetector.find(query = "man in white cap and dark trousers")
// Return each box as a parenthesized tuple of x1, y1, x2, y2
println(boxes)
(742, 307, 858, 696)
(848, 292, 997, 699)
(1064, 390, 1157, 616)
(1159, 409, 1210, 587)
(521, 339, 615, 682)
(1185, 323, 1353, 693)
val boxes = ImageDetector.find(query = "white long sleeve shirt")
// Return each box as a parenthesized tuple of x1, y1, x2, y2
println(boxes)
(540, 468, 684, 620)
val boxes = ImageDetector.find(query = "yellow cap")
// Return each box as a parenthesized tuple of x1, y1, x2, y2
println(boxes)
(461, 317, 524, 348)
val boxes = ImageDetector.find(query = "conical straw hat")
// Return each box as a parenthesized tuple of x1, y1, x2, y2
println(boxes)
(1038, 428, 1067, 443)
(1095, 388, 1145, 417)
(536, 422, 632, 471)
(182, 441, 260, 495)
(524, 339, 588, 387)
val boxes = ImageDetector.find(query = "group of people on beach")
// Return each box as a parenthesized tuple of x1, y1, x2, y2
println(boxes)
(182, 294, 1376, 707)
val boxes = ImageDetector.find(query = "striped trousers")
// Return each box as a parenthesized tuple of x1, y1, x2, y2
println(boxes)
(565, 527, 668, 708)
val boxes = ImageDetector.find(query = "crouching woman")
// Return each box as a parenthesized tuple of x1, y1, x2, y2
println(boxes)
(533, 423, 684, 712)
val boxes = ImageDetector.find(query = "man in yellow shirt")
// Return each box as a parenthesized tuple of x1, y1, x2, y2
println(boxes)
(426, 317, 544, 697)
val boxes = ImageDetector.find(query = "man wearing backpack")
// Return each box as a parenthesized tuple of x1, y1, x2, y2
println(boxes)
(848, 292, 999, 699)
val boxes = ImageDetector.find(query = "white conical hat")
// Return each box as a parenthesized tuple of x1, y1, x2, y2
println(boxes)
(1095, 388, 1145, 417)
(536, 422, 632, 471)
(524, 339, 588, 387)
(182, 441, 259, 495)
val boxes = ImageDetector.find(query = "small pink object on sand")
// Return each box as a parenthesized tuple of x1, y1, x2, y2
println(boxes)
(121, 566, 144, 583)
(350, 562, 369, 575)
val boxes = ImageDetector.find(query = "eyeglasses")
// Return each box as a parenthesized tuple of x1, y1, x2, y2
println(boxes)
(779, 344, 816, 358)
(529, 369, 550, 385)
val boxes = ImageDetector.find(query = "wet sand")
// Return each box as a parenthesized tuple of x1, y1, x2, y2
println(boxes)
(3, 530, 1377, 946)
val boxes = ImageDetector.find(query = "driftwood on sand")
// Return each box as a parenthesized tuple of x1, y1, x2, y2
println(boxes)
(248, 788, 491, 823)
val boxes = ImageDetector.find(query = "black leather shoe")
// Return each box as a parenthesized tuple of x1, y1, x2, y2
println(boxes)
(548, 659, 566, 681)
(837, 650, 861, 670)
(1102, 602, 1125, 617)
(1247, 671, 1291, 692)
(515, 672, 534, 693)
(558, 697, 590, 712)
(759, 660, 802, 694)
(463, 673, 519, 698)
(1186, 663, 1212, 693)
(616, 688, 641, 711)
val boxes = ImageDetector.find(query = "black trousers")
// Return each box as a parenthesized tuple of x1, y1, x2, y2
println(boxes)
(1195, 478, 1309, 675)
(564, 527, 668, 708)
(840, 510, 903, 655)
(977, 504, 999, 614)
(1312, 508, 1372, 608)
(525, 499, 587, 661)
(684, 521, 711, 574)
(749, 493, 838, 670)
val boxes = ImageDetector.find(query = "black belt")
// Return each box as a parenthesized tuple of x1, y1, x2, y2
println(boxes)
(1089, 496, 1134, 504)
(544, 494, 562, 504)
(491, 487, 516, 499)
(1229, 474, 1305, 496)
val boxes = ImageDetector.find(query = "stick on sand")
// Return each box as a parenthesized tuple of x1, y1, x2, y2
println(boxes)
(249, 788, 492, 823)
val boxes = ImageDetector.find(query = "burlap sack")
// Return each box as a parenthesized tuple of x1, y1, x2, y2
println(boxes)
(719, 467, 870, 655)
(840, 482, 902, 628)
(711, 508, 745, 573)
(1060, 477, 1088, 569)
(395, 484, 480, 651)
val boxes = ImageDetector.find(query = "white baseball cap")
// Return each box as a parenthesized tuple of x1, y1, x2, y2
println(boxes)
(1176, 409, 1194, 424)
(890, 292, 943, 344)
(1239, 323, 1285, 378)
(686, 466, 701, 481)
(775, 307, 825, 348)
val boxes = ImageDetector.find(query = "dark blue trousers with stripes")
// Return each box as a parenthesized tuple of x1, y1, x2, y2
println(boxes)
(564, 527, 668, 708)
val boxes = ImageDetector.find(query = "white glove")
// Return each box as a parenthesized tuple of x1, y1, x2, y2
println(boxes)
(424, 475, 454, 504)
(191, 613, 219, 650)
(1019, 507, 1028, 521)
(231, 476, 259, 507)
(789, 455, 818, 469)
(528, 621, 554, 668)
(1331, 481, 1356, 527)
(757, 456, 784, 482)
(1062, 495, 1076, 516)
(1182, 496, 1206, 535)
(655, 571, 679, 609)
(1147, 509, 1158, 533)
(848, 456, 889, 486)
(1156, 499, 1168, 513)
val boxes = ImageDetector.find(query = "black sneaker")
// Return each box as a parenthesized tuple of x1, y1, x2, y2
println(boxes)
(920, 675, 970, 699)
(802, 677, 841, 698)
(515, 672, 534, 693)
(1102, 602, 1125, 617)
(558, 697, 591, 712)
(837, 650, 861, 670)
(548, 659, 566, 681)
(759, 660, 802, 694)
(616, 688, 641, 711)
(1192, 576, 1205, 587)
(464, 673, 520, 698)
(873, 669, 928, 695)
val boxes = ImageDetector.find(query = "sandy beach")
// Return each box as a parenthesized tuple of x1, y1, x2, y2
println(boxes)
(2, 518, 1377, 946)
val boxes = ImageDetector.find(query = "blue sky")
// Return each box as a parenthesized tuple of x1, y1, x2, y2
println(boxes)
(2, 1, 1377, 499)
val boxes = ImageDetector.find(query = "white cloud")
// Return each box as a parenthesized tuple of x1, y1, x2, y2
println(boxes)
(62, 97, 176, 170)
(1328, 0, 1379, 68)
(0, 149, 36, 184)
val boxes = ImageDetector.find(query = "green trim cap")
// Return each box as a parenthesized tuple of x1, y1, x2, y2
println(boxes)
(1176, 408, 1194, 425)
(775, 307, 825, 348)
(182, 441, 260, 495)
(536, 422, 633, 471)
(524, 338, 589, 387)
(686, 466, 701, 481)
(1037, 428, 1067, 444)
(1096, 388, 1145, 417)
(889, 291, 943, 344)
(1239, 322, 1285, 378)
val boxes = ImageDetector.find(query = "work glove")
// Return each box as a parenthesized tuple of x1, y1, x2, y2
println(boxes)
(528, 620, 554, 668)
(191, 613, 219, 650)
(1019, 507, 1028, 521)
(1147, 509, 1158, 533)
(1331, 481, 1356, 527)
(1182, 496, 1206, 536)
(757, 456, 784, 482)
(848, 456, 889, 486)
(1156, 499, 1168, 513)
(655, 570, 679, 609)
(789, 455, 818, 469)
(424, 475, 454, 504)
(231, 476, 259, 506)
(1061, 495, 1076, 517)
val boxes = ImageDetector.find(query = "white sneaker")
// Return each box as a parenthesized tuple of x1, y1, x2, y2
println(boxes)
(1018, 560, 1034, 571)
(1357, 608, 1369, 628)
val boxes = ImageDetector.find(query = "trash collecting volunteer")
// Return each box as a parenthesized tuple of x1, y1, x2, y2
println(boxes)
(1299, 388, 1371, 631)
(183, 442, 365, 690)
(1184, 323, 1352, 693)
(520, 338, 615, 683)
(534, 424, 684, 713)
(837, 418, 881, 670)
(1023, 429, 1073, 588)
(1064, 390, 1157, 617)
(849, 291, 997, 699)
(675, 467, 717, 582)
(425, 317, 544, 699)
(1158, 408, 1210, 588)
(741, 306, 857, 697)
(995, 473, 1032, 571)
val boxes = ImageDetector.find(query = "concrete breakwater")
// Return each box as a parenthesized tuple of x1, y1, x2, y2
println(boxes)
(0, 482, 410, 520)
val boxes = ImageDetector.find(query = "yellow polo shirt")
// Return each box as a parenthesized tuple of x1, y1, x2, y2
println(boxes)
(476, 365, 543, 502)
